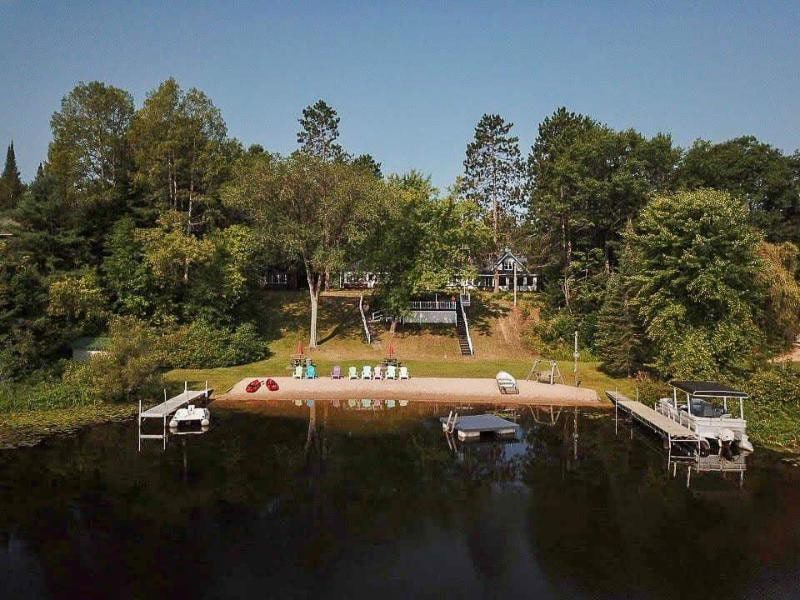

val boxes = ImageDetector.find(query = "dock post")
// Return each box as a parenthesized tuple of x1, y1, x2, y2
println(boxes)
(163, 415, 167, 450)
(138, 398, 142, 452)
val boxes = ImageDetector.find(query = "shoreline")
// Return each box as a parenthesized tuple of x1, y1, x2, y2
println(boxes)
(0, 403, 138, 450)
(218, 376, 604, 406)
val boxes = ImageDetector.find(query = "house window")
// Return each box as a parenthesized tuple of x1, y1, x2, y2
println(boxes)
(504, 259, 514, 271)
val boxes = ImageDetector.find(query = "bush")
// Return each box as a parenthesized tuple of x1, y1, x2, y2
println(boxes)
(0, 370, 95, 412)
(740, 364, 800, 406)
(735, 364, 800, 450)
(160, 320, 267, 369)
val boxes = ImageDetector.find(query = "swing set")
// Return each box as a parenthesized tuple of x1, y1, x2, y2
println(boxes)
(526, 359, 565, 385)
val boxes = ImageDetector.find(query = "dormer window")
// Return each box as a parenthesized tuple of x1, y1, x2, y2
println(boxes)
(504, 259, 514, 271)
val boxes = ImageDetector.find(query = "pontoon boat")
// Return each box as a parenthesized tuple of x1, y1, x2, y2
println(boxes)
(657, 380, 753, 452)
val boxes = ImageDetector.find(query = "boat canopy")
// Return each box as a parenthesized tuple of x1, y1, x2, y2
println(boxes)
(669, 380, 748, 399)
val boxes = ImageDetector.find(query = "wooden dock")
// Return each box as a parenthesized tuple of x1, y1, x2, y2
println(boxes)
(138, 382, 212, 450)
(606, 391, 701, 451)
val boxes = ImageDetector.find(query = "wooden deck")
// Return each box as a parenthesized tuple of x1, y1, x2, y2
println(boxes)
(441, 412, 520, 440)
(606, 391, 701, 446)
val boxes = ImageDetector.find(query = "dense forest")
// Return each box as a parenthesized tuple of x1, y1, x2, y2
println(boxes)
(1, 79, 799, 408)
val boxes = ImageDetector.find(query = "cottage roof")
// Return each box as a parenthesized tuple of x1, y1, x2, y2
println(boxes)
(484, 249, 530, 273)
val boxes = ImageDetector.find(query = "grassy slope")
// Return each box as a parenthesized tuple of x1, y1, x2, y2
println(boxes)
(166, 290, 633, 397)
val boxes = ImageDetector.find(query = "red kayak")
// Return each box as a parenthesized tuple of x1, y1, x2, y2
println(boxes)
(245, 379, 261, 393)
(266, 378, 279, 392)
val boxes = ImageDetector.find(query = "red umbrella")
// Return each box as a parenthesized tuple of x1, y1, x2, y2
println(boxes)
(388, 343, 395, 357)
(296, 341, 304, 355)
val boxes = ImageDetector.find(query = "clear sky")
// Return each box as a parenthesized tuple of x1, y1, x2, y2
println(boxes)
(1, 1, 798, 190)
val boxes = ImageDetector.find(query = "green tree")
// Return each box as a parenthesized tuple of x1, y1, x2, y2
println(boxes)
(226, 153, 384, 347)
(623, 189, 764, 378)
(369, 172, 487, 331)
(352, 153, 382, 178)
(103, 216, 153, 318)
(137, 211, 215, 283)
(0, 142, 25, 210)
(595, 272, 645, 376)
(48, 81, 134, 201)
(756, 241, 800, 346)
(297, 99, 345, 161)
(462, 114, 523, 291)
(47, 270, 108, 329)
(64, 316, 162, 402)
(527, 108, 679, 271)
(129, 78, 237, 224)
(678, 137, 799, 243)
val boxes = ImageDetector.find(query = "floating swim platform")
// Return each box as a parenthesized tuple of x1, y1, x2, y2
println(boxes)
(440, 412, 521, 441)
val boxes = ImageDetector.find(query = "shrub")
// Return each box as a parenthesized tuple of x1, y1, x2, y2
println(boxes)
(735, 364, 800, 450)
(160, 320, 267, 369)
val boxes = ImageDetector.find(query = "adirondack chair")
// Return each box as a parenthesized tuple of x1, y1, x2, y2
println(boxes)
(293, 365, 303, 379)
(361, 365, 373, 379)
(386, 365, 397, 380)
(348, 366, 358, 380)
(399, 366, 409, 380)
(386, 399, 396, 408)
(361, 399, 372, 408)
(305, 364, 317, 379)
(374, 365, 383, 380)
(331, 366, 342, 379)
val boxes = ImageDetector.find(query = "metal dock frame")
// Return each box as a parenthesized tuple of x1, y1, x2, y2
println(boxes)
(138, 381, 211, 451)
(607, 390, 702, 457)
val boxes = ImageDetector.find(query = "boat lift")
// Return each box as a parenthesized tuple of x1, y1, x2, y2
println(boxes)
(138, 381, 212, 451)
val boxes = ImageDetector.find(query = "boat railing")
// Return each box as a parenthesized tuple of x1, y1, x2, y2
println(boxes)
(656, 400, 697, 432)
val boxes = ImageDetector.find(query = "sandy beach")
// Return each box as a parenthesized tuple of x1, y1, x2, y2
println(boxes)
(217, 376, 603, 406)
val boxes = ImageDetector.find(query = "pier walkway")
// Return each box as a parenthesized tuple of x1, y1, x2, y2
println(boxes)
(138, 382, 212, 450)
(606, 391, 701, 451)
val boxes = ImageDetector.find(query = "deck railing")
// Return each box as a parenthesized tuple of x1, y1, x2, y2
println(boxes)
(408, 300, 456, 310)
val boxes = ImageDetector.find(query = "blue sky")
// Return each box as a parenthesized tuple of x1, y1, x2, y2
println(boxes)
(1, 1, 798, 190)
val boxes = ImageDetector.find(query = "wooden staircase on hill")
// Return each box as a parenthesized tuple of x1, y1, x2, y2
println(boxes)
(456, 296, 474, 356)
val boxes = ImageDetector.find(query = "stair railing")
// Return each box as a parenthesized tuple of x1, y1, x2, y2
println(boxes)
(458, 297, 474, 356)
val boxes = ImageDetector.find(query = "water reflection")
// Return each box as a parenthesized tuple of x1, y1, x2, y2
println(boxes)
(1, 401, 799, 599)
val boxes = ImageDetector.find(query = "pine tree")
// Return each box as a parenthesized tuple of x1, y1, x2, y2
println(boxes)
(297, 100, 345, 161)
(596, 273, 644, 376)
(461, 114, 523, 291)
(0, 142, 25, 210)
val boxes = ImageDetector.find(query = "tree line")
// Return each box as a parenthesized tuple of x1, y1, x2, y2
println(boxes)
(1, 78, 799, 403)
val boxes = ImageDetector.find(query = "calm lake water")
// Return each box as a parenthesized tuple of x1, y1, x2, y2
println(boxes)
(2, 400, 799, 599)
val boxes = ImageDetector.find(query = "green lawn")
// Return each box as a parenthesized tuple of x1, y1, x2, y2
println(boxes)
(166, 290, 634, 398)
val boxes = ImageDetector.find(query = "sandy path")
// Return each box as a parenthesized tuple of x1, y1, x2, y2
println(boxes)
(218, 376, 602, 407)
